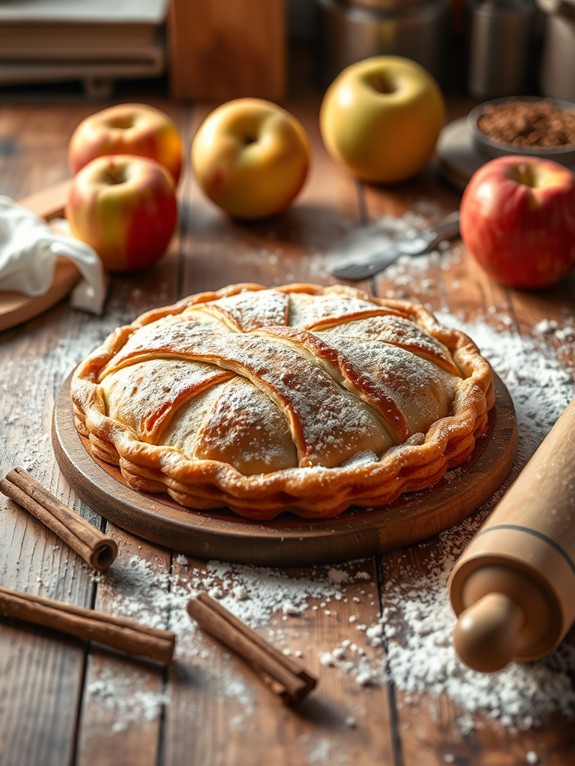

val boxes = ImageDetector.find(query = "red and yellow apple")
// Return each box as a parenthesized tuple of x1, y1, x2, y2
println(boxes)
(460, 155, 575, 289)
(319, 56, 446, 184)
(191, 98, 310, 219)
(66, 155, 178, 273)
(68, 103, 184, 185)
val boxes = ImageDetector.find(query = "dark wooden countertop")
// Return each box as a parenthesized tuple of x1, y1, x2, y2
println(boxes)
(1, 85, 574, 766)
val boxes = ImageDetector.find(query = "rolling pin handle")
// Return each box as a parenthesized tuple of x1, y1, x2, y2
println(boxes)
(453, 592, 525, 673)
(450, 396, 575, 670)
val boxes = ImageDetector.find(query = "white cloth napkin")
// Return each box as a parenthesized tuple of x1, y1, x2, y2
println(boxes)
(0, 195, 108, 315)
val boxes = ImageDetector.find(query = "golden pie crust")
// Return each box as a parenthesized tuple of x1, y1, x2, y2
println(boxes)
(70, 283, 494, 520)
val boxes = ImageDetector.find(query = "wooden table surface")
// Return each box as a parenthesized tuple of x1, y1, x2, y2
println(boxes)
(1, 82, 575, 766)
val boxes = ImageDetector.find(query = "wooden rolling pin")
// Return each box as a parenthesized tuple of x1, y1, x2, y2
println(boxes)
(449, 396, 575, 673)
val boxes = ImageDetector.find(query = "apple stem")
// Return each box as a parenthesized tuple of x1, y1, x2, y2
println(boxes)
(366, 72, 395, 95)
(512, 163, 536, 188)
(105, 163, 127, 185)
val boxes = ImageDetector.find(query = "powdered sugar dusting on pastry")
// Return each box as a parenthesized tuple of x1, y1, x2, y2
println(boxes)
(71, 284, 492, 518)
(205, 288, 289, 331)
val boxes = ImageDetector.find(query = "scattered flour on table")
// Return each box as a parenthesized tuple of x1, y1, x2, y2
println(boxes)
(4, 230, 575, 742)
(382, 517, 575, 735)
(438, 312, 575, 468)
(87, 669, 169, 734)
(80, 313, 575, 736)
(377, 314, 575, 734)
(240, 205, 453, 285)
(85, 556, 377, 734)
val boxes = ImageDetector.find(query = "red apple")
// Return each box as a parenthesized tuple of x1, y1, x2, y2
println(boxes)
(66, 155, 178, 273)
(460, 155, 575, 289)
(69, 103, 184, 185)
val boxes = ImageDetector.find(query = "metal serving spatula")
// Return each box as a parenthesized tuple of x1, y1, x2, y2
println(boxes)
(330, 210, 460, 281)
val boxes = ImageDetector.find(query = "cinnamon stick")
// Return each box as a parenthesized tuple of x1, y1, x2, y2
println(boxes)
(187, 593, 317, 704)
(0, 467, 117, 571)
(0, 585, 175, 664)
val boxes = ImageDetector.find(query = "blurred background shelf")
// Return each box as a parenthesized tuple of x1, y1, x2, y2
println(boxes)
(0, 0, 288, 101)
(0, 0, 571, 103)
(0, 0, 167, 97)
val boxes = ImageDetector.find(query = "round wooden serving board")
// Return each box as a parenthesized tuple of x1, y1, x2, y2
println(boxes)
(0, 181, 80, 332)
(52, 374, 517, 566)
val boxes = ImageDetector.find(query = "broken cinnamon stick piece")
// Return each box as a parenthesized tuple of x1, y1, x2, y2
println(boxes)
(0, 585, 176, 664)
(0, 467, 117, 571)
(187, 592, 317, 704)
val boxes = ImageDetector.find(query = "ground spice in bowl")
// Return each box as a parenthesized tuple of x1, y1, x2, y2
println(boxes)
(468, 97, 575, 164)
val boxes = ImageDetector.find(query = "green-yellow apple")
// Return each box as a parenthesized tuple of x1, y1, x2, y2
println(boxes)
(319, 56, 446, 183)
(66, 155, 178, 273)
(69, 103, 184, 185)
(191, 98, 310, 219)
(460, 155, 575, 289)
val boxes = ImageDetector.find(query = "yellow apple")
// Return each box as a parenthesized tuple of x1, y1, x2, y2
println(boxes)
(191, 98, 310, 219)
(69, 103, 184, 185)
(320, 56, 446, 184)
(66, 155, 178, 273)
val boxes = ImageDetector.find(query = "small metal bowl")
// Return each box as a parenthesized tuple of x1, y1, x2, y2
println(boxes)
(468, 96, 575, 167)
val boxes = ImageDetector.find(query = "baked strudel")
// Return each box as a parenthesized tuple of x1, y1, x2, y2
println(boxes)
(71, 283, 494, 519)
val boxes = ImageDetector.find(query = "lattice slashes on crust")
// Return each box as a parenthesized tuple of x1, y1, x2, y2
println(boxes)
(71, 283, 494, 519)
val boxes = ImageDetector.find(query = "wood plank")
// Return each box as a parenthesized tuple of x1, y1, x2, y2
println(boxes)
(0, 108, 103, 764)
(360, 142, 575, 763)
(166, 96, 398, 766)
(75, 529, 171, 766)
(168, 0, 286, 101)
(70, 99, 189, 764)
(0, 395, 95, 765)
(0, 99, 183, 766)
(179, 97, 365, 295)
(1, 88, 575, 765)
(163, 556, 396, 766)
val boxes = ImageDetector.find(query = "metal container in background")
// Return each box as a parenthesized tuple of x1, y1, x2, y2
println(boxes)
(537, 0, 575, 101)
(467, 0, 536, 98)
(314, 0, 451, 88)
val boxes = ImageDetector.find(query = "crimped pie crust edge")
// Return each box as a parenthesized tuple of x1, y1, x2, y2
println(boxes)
(70, 283, 494, 520)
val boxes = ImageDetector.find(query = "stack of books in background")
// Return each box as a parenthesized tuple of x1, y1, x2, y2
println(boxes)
(0, 0, 168, 96)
